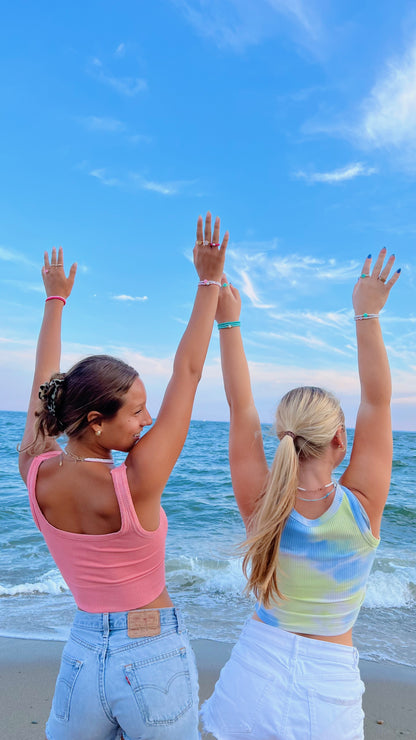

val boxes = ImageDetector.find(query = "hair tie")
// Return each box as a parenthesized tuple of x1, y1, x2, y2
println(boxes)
(281, 431, 296, 440)
(39, 377, 65, 417)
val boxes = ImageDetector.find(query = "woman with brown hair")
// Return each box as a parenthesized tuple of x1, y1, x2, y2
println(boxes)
(18, 212, 228, 740)
(201, 248, 400, 740)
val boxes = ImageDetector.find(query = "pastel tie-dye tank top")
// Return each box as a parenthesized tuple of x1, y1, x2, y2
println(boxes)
(255, 483, 380, 636)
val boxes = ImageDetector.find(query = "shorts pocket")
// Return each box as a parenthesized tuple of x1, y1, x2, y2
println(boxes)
(204, 645, 275, 734)
(124, 646, 193, 726)
(308, 680, 365, 740)
(52, 653, 83, 722)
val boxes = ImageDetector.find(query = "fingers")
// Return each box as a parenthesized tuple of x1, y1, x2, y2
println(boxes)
(204, 212, 212, 243)
(220, 230, 229, 256)
(377, 252, 395, 284)
(212, 216, 220, 246)
(370, 247, 388, 278)
(386, 267, 401, 290)
(68, 262, 78, 289)
(196, 215, 203, 243)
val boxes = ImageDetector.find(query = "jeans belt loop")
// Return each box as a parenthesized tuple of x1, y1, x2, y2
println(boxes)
(102, 612, 110, 637)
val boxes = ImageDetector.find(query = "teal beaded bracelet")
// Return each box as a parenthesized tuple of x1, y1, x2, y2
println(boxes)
(217, 321, 241, 330)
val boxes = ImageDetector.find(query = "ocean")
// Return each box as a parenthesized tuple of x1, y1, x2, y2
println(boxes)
(1, 411, 415, 667)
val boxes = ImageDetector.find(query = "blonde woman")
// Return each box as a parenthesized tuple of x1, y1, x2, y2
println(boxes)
(201, 249, 400, 740)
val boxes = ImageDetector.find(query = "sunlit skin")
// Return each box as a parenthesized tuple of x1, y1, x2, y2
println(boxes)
(66, 377, 153, 460)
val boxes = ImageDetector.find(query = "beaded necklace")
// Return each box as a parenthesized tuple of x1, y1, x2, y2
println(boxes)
(296, 481, 336, 502)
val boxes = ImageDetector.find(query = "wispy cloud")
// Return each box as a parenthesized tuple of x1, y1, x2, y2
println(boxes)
(88, 167, 195, 196)
(358, 37, 416, 150)
(113, 294, 148, 302)
(239, 270, 275, 309)
(270, 309, 352, 330)
(227, 247, 360, 291)
(89, 169, 121, 187)
(114, 43, 126, 58)
(79, 116, 126, 132)
(295, 162, 377, 184)
(1, 280, 44, 293)
(257, 329, 352, 356)
(171, 0, 323, 53)
(0, 247, 37, 268)
(89, 57, 147, 97)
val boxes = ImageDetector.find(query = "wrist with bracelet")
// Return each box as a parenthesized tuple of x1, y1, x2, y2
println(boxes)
(354, 313, 379, 321)
(45, 296, 66, 306)
(198, 279, 222, 288)
(217, 320, 241, 330)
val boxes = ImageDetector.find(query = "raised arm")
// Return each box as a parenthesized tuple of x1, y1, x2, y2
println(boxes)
(340, 248, 400, 535)
(216, 276, 268, 523)
(127, 213, 228, 498)
(18, 247, 77, 482)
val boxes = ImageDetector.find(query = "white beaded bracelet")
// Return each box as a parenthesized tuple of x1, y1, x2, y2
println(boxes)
(198, 280, 221, 288)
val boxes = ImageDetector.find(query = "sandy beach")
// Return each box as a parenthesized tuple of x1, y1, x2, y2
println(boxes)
(0, 636, 415, 739)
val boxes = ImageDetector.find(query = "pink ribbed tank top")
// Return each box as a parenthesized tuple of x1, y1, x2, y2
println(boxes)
(27, 451, 168, 612)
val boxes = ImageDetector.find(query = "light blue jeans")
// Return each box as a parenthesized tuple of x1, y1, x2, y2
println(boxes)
(46, 607, 200, 740)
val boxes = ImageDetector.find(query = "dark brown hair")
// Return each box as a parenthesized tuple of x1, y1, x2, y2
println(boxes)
(32, 355, 138, 453)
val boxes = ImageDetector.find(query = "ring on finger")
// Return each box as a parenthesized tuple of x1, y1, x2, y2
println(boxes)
(378, 276, 386, 283)
(360, 273, 369, 278)
(210, 242, 220, 248)
(222, 282, 229, 288)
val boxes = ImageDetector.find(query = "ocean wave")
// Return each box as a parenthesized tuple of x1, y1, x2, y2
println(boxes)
(365, 566, 416, 608)
(0, 569, 68, 597)
(167, 555, 247, 597)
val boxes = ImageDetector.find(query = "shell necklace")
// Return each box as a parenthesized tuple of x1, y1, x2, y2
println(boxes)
(296, 481, 336, 502)
(59, 448, 114, 466)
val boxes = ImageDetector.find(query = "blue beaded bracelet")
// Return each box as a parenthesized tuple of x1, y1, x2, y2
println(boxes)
(217, 321, 241, 330)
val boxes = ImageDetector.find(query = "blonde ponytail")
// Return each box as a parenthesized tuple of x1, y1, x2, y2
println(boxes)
(241, 386, 344, 606)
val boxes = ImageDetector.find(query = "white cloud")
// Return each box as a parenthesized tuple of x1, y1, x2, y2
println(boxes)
(172, 0, 323, 52)
(0, 247, 37, 268)
(113, 294, 148, 302)
(359, 38, 416, 149)
(239, 270, 275, 309)
(295, 162, 377, 184)
(227, 246, 360, 290)
(81, 116, 125, 132)
(88, 167, 193, 196)
(115, 43, 126, 57)
(89, 169, 121, 187)
(89, 57, 147, 97)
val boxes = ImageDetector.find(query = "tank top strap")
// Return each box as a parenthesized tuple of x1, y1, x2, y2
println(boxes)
(27, 451, 62, 530)
(110, 463, 145, 532)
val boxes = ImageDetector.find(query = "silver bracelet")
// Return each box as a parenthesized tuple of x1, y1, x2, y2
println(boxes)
(354, 313, 379, 320)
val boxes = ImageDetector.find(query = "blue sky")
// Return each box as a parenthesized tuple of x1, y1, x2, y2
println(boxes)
(0, 0, 415, 430)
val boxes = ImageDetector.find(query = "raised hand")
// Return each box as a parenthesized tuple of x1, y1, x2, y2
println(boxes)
(42, 246, 77, 300)
(216, 273, 241, 324)
(193, 212, 228, 283)
(353, 247, 400, 317)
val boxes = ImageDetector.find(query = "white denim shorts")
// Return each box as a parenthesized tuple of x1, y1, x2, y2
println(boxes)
(200, 618, 365, 740)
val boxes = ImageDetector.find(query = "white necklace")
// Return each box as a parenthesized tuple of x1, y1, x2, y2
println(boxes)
(296, 481, 336, 502)
(60, 449, 114, 465)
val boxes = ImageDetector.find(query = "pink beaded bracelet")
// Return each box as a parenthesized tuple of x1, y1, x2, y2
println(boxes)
(198, 280, 221, 288)
(45, 296, 66, 306)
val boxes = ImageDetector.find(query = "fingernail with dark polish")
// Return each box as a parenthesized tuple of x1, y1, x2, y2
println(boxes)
(397, 268, 401, 273)
(367, 254, 371, 259)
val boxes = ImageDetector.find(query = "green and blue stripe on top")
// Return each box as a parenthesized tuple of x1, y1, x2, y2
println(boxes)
(255, 483, 380, 636)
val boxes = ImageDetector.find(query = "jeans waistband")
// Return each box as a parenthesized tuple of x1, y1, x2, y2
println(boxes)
(245, 618, 359, 667)
(73, 607, 185, 634)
